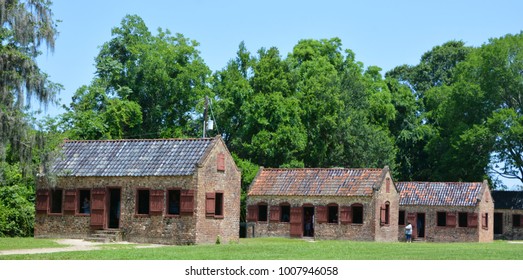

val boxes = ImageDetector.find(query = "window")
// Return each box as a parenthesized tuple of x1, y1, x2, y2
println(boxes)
(352, 204, 363, 224)
(328, 204, 338, 223)
(380, 202, 390, 225)
(167, 190, 181, 215)
(458, 212, 468, 227)
(514, 214, 522, 227)
(215, 192, 224, 217)
(482, 213, 489, 229)
(50, 189, 63, 214)
(437, 212, 446, 226)
(205, 192, 224, 218)
(217, 153, 225, 172)
(137, 189, 150, 215)
(398, 210, 406, 225)
(280, 204, 290, 223)
(258, 203, 268, 222)
(78, 190, 91, 214)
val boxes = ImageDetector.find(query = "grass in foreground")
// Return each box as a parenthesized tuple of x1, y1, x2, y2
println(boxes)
(0, 237, 522, 260)
(0, 238, 66, 251)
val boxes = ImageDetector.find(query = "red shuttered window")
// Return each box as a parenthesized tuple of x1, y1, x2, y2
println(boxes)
(247, 205, 257, 222)
(35, 189, 49, 213)
(63, 190, 76, 214)
(180, 190, 195, 215)
(340, 206, 352, 224)
(468, 213, 478, 228)
(316, 206, 327, 224)
(269, 205, 280, 222)
(217, 153, 225, 172)
(150, 190, 164, 215)
(482, 213, 488, 229)
(446, 212, 457, 227)
(205, 192, 215, 217)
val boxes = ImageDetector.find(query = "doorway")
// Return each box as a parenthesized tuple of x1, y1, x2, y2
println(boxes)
(416, 213, 425, 238)
(494, 212, 503, 235)
(108, 188, 121, 228)
(303, 206, 314, 237)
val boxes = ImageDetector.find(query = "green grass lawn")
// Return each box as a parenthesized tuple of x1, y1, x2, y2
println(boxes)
(0, 237, 67, 251)
(0, 237, 522, 260)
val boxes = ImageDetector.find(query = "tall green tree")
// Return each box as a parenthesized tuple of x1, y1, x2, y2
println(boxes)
(0, 0, 60, 172)
(95, 15, 211, 138)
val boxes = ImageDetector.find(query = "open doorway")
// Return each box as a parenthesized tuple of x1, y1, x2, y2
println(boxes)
(494, 212, 503, 235)
(108, 188, 121, 228)
(416, 213, 425, 238)
(303, 206, 314, 237)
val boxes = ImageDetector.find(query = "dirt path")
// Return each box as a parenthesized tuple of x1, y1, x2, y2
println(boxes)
(0, 239, 162, 256)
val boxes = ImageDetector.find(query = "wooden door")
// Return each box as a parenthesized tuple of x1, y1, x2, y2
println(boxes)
(90, 188, 106, 229)
(290, 207, 303, 237)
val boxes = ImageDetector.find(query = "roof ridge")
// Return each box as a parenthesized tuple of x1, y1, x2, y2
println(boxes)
(64, 137, 215, 143)
(261, 167, 383, 171)
(397, 181, 482, 184)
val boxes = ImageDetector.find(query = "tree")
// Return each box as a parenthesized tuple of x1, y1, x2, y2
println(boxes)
(94, 15, 211, 138)
(0, 0, 60, 170)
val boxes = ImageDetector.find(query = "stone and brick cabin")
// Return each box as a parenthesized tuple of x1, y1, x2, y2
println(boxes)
(246, 167, 399, 241)
(34, 136, 241, 245)
(491, 191, 523, 240)
(396, 181, 493, 242)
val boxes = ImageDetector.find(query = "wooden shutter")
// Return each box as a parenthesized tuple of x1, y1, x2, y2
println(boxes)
(90, 188, 106, 228)
(520, 215, 523, 227)
(35, 189, 49, 213)
(482, 213, 488, 229)
(290, 207, 303, 237)
(206, 192, 216, 217)
(63, 190, 77, 214)
(149, 190, 164, 215)
(180, 190, 195, 215)
(316, 206, 327, 224)
(340, 206, 352, 224)
(269, 205, 280, 222)
(247, 205, 257, 222)
(468, 213, 478, 228)
(380, 204, 386, 225)
(217, 153, 225, 171)
(446, 212, 457, 227)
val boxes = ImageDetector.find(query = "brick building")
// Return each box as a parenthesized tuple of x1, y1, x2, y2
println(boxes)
(34, 136, 241, 245)
(396, 181, 493, 242)
(491, 191, 523, 240)
(246, 167, 399, 241)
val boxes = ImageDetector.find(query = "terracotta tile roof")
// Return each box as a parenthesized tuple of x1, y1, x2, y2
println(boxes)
(248, 168, 385, 197)
(397, 182, 483, 207)
(491, 191, 523, 210)
(51, 138, 215, 177)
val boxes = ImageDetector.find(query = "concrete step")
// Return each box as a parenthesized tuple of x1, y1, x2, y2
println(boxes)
(85, 229, 123, 243)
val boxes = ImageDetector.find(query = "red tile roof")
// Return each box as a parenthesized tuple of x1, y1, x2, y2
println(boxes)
(397, 182, 484, 207)
(248, 168, 385, 197)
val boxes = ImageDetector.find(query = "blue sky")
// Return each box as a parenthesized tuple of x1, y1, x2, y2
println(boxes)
(35, 0, 522, 187)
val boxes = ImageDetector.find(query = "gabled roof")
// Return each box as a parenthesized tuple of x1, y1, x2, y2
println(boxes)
(397, 182, 484, 207)
(491, 191, 523, 210)
(51, 137, 217, 177)
(248, 168, 386, 197)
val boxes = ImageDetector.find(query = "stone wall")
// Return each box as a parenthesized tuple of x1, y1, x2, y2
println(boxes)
(373, 174, 400, 242)
(247, 195, 376, 241)
(494, 209, 523, 240)
(195, 140, 241, 244)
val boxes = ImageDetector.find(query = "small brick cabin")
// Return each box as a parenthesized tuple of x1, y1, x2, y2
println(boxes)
(246, 167, 399, 241)
(34, 136, 241, 245)
(396, 181, 493, 242)
(491, 191, 523, 240)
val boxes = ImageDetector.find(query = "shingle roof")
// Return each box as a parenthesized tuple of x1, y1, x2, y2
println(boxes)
(248, 168, 385, 197)
(491, 191, 523, 210)
(51, 138, 216, 177)
(397, 182, 483, 207)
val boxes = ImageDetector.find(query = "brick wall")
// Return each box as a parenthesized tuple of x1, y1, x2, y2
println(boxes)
(247, 195, 377, 241)
(494, 209, 523, 240)
(373, 173, 400, 242)
(195, 141, 241, 244)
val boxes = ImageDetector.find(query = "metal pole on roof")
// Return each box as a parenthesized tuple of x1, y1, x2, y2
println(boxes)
(203, 96, 208, 138)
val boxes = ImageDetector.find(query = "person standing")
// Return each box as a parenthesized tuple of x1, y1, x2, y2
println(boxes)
(405, 222, 413, 243)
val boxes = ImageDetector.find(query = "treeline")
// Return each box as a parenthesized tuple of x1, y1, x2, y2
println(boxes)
(1, 8, 522, 236)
